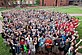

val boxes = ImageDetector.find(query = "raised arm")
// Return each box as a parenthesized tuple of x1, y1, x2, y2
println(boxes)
(75, 39, 82, 47)
(75, 46, 82, 52)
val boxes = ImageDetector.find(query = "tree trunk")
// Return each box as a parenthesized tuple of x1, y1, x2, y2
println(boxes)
(4, 0, 8, 8)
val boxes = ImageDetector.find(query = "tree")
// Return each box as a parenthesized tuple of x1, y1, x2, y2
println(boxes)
(36, 0, 40, 5)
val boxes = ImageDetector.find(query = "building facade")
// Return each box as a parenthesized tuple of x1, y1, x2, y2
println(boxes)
(40, 0, 69, 6)
(0, 0, 35, 7)
(16, 0, 35, 4)
(0, 0, 82, 7)
(0, 0, 5, 6)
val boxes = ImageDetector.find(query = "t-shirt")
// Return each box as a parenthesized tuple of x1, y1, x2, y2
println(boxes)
(45, 39, 52, 48)
(39, 37, 45, 47)
(20, 41, 25, 45)
(61, 35, 66, 41)
(20, 41, 25, 51)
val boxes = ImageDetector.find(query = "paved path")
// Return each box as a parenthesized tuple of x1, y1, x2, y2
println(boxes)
(1, 12, 82, 17)
(69, 14, 82, 16)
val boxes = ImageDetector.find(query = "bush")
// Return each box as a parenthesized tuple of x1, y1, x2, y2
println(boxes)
(28, 4, 32, 6)
(36, 0, 40, 5)
(34, 4, 39, 6)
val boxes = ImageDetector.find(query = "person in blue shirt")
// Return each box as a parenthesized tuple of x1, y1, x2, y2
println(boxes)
(61, 34, 67, 42)
(38, 35, 46, 54)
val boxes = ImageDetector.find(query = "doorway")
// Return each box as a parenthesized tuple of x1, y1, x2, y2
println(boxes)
(42, 0, 44, 6)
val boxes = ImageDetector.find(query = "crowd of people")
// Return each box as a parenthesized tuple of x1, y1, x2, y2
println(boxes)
(1, 9, 81, 55)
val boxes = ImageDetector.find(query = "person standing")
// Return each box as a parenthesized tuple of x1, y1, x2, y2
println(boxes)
(45, 37, 53, 55)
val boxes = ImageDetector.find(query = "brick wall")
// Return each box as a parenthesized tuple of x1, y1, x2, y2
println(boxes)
(40, 0, 69, 6)
(44, 0, 55, 6)
(40, 0, 55, 6)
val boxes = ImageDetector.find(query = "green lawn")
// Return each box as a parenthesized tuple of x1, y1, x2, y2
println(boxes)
(0, 6, 82, 55)
(36, 6, 82, 14)
(0, 6, 82, 14)
(0, 17, 11, 55)
(0, 34, 11, 55)
(75, 16, 82, 53)
(0, 8, 11, 11)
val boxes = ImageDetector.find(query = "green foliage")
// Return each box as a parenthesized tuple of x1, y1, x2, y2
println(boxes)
(28, 4, 32, 6)
(0, 17, 3, 20)
(0, 34, 11, 55)
(36, 0, 40, 5)
(0, 8, 10, 11)
(34, 4, 39, 6)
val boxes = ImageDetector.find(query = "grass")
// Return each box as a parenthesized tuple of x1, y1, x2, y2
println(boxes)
(0, 17, 11, 55)
(37, 6, 82, 14)
(0, 6, 82, 14)
(76, 16, 82, 53)
(76, 16, 82, 39)
(0, 34, 11, 55)
(0, 6, 82, 54)
(75, 16, 82, 53)
(0, 8, 11, 11)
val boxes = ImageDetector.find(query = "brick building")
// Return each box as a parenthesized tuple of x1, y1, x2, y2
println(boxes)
(0, 0, 5, 6)
(40, 0, 69, 6)
(0, 0, 82, 7)
(16, 0, 35, 4)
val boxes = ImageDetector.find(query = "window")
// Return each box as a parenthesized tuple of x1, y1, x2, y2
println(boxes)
(30, 1, 32, 4)
(17, 1, 20, 4)
(26, 1, 28, 4)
